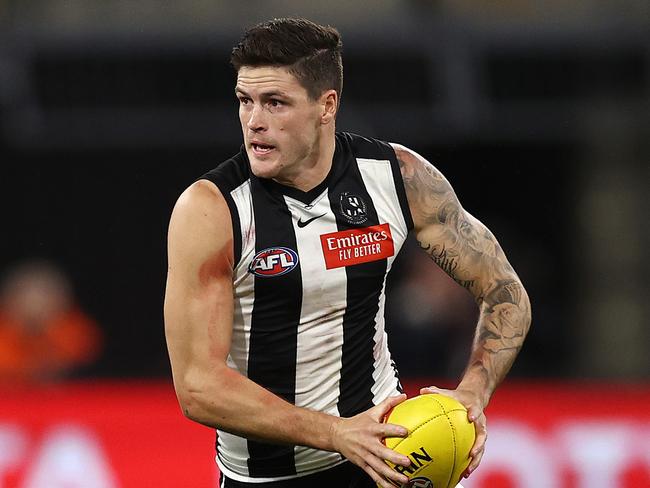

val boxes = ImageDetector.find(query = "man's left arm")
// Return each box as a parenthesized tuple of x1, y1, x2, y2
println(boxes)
(391, 143, 532, 478)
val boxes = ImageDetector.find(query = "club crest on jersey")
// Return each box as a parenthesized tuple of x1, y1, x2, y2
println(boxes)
(339, 192, 368, 224)
(248, 247, 299, 278)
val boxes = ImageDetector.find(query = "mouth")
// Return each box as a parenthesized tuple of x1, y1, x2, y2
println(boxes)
(251, 142, 276, 156)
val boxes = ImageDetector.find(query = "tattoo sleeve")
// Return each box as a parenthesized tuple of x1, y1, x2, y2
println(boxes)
(393, 144, 532, 405)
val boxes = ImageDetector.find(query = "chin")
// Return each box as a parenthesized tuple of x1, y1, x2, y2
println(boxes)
(248, 152, 283, 179)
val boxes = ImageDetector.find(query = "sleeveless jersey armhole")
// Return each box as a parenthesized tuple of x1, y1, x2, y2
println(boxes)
(198, 177, 243, 268)
(378, 140, 416, 233)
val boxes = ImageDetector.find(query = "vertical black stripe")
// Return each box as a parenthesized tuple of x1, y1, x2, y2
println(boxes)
(330, 148, 387, 417)
(391, 359, 404, 393)
(246, 177, 301, 477)
(222, 190, 243, 266)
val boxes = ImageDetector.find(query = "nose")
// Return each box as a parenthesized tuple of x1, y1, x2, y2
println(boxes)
(246, 104, 266, 132)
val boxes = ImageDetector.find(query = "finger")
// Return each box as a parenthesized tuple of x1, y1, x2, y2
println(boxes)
(465, 445, 485, 476)
(380, 422, 409, 439)
(465, 417, 487, 477)
(468, 412, 487, 444)
(381, 394, 407, 410)
(361, 463, 400, 488)
(361, 464, 390, 488)
(366, 455, 409, 487)
(371, 441, 411, 467)
(470, 421, 487, 458)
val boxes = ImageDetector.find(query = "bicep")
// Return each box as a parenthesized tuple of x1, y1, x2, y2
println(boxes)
(392, 143, 517, 299)
(164, 180, 235, 385)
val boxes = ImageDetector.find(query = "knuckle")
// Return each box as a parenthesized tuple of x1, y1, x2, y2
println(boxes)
(370, 445, 384, 458)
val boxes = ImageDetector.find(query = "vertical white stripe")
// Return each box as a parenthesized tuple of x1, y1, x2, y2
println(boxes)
(369, 277, 401, 403)
(357, 158, 409, 404)
(229, 180, 255, 376)
(283, 191, 347, 470)
(356, 158, 410, 267)
(217, 180, 255, 478)
(283, 191, 347, 415)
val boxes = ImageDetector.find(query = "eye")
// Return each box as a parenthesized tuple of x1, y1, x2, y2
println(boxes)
(269, 99, 283, 108)
(238, 96, 251, 105)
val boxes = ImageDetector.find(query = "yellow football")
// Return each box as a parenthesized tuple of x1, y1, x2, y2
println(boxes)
(382, 394, 475, 488)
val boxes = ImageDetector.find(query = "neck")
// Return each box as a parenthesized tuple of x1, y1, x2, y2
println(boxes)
(272, 130, 336, 192)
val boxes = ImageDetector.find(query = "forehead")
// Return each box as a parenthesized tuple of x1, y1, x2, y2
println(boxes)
(236, 66, 306, 96)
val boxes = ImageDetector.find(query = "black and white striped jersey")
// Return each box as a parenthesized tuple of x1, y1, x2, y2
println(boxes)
(201, 132, 414, 482)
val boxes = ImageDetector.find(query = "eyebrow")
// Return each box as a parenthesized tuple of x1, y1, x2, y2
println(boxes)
(235, 88, 290, 99)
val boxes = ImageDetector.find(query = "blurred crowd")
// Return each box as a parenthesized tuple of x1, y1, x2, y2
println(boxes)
(0, 261, 102, 386)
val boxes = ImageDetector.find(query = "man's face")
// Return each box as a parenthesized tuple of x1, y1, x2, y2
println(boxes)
(236, 66, 326, 183)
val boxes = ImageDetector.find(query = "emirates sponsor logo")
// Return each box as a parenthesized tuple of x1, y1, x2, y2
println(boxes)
(320, 223, 394, 269)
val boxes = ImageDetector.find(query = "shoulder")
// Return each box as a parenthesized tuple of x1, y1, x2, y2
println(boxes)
(388, 142, 451, 191)
(388, 143, 415, 165)
(389, 143, 429, 180)
(176, 178, 225, 208)
(170, 180, 230, 238)
(167, 179, 235, 272)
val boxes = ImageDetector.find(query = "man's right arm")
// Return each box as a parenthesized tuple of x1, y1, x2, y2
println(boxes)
(164, 180, 410, 488)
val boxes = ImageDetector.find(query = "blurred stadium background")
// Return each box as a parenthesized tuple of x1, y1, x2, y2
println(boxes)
(0, 1, 648, 487)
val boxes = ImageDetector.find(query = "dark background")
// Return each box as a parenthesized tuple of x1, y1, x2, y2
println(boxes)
(1, 1, 648, 381)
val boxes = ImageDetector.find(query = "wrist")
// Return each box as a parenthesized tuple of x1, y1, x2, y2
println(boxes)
(458, 374, 492, 409)
(326, 416, 343, 453)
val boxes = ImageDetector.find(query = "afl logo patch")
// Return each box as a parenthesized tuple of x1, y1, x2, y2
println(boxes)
(248, 247, 299, 278)
(339, 192, 368, 224)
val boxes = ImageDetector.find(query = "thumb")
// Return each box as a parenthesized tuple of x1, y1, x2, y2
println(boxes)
(371, 394, 407, 421)
(420, 385, 444, 395)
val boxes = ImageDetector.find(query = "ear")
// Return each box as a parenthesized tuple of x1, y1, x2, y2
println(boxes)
(320, 89, 338, 125)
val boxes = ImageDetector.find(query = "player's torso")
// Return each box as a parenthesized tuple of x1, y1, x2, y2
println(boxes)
(202, 132, 413, 481)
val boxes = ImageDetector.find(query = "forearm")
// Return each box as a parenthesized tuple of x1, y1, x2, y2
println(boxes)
(459, 277, 531, 407)
(176, 363, 338, 451)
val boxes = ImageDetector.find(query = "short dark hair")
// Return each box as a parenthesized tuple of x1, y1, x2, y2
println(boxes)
(231, 18, 343, 101)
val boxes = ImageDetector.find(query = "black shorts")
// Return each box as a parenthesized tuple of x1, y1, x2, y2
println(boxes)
(219, 461, 376, 487)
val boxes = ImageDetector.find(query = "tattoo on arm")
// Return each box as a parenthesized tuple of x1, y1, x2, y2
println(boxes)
(418, 242, 475, 291)
(394, 144, 531, 399)
(473, 279, 530, 382)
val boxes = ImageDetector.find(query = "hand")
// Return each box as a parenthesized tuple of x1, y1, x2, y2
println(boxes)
(419, 386, 487, 479)
(330, 394, 411, 488)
